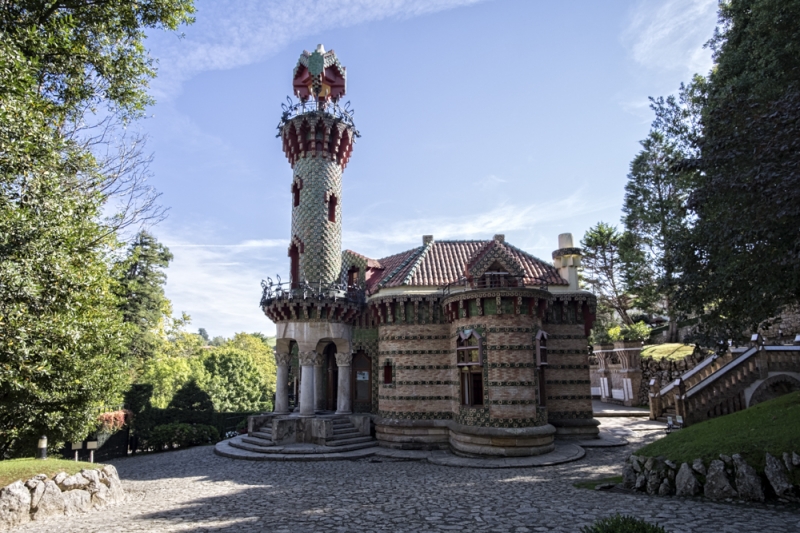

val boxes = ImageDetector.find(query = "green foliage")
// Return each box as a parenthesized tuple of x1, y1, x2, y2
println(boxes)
(0, 458, 101, 488)
(640, 344, 695, 361)
(144, 423, 219, 451)
(581, 222, 634, 325)
(674, 0, 800, 342)
(200, 347, 272, 412)
(635, 391, 800, 473)
(114, 232, 173, 361)
(138, 351, 206, 409)
(167, 379, 213, 411)
(580, 515, 666, 533)
(621, 321, 650, 342)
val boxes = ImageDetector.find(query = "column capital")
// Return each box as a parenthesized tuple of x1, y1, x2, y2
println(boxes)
(335, 352, 353, 367)
(299, 350, 322, 366)
(274, 352, 292, 366)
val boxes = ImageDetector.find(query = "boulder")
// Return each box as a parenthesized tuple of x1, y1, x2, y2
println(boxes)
(646, 470, 663, 495)
(105, 475, 125, 504)
(665, 459, 677, 470)
(635, 473, 647, 492)
(676, 463, 701, 497)
(765, 453, 795, 501)
(658, 478, 673, 496)
(80, 469, 101, 485)
(732, 454, 764, 502)
(101, 465, 119, 481)
(630, 455, 642, 473)
(692, 458, 706, 476)
(29, 480, 46, 509)
(31, 480, 66, 521)
(0, 481, 32, 529)
(90, 482, 112, 509)
(24, 478, 40, 491)
(53, 472, 68, 486)
(783, 452, 794, 473)
(719, 454, 732, 465)
(622, 464, 637, 489)
(793, 452, 800, 468)
(63, 489, 92, 516)
(59, 473, 90, 491)
(704, 460, 738, 500)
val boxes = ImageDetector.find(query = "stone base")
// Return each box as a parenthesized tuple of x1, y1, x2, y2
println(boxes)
(549, 418, 601, 439)
(374, 418, 557, 457)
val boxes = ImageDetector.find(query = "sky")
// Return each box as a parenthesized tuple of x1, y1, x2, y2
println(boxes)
(137, 0, 720, 338)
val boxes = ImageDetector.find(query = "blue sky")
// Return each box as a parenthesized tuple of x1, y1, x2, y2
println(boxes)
(139, 0, 719, 338)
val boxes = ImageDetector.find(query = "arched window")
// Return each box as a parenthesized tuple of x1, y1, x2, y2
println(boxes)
(328, 194, 338, 222)
(536, 330, 548, 406)
(457, 330, 483, 406)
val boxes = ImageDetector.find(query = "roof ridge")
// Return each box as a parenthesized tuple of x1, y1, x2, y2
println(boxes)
(503, 241, 552, 266)
(376, 246, 424, 289)
(400, 239, 435, 285)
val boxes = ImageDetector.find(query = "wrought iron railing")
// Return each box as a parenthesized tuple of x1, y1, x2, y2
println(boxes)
(260, 275, 366, 307)
(439, 275, 549, 297)
(276, 97, 360, 137)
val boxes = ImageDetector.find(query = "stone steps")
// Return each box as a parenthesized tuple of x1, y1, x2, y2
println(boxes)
(250, 431, 272, 440)
(227, 436, 377, 455)
(241, 435, 275, 447)
(326, 435, 374, 447)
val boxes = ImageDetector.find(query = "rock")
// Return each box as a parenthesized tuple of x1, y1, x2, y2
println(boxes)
(646, 470, 663, 495)
(63, 489, 92, 516)
(105, 475, 125, 504)
(0, 481, 32, 529)
(59, 473, 90, 491)
(622, 464, 637, 490)
(90, 482, 112, 509)
(25, 478, 41, 491)
(733, 454, 764, 502)
(665, 459, 677, 470)
(53, 472, 68, 486)
(101, 464, 119, 481)
(644, 456, 655, 472)
(29, 480, 46, 509)
(719, 454, 732, 465)
(704, 460, 738, 500)
(793, 452, 800, 467)
(765, 453, 795, 500)
(676, 463, 701, 497)
(692, 458, 707, 476)
(635, 473, 647, 492)
(783, 452, 793, 472)
(31, 480, 66, 521)
(33, 474, 47, 481)
(80, 469, 101, 485)
(658, 478, 673, 496)
(630, 455, 642, 473)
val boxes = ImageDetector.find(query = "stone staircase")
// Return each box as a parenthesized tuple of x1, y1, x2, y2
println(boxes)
(227, 415, 376, 456)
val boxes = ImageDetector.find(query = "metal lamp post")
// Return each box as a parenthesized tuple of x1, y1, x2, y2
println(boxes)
(36, 436, 47, 460)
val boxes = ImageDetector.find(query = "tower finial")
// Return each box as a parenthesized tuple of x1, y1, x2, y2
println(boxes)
(293, 46, 346, 102)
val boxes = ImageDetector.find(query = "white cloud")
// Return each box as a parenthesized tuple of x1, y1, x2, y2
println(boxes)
(148, 0, 487, 99)
(623, 0, 718, 78)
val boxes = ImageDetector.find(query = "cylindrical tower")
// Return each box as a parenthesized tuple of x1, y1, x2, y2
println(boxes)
(279, 44, 356, 287)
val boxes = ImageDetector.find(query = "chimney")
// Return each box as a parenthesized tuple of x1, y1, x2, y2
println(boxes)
(552, 232, 582, 290)
(493, 234, 505, 243)
(423, 235, 434, 246)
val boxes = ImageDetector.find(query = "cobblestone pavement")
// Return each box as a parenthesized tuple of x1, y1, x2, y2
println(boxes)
(16, 418, 800, 533)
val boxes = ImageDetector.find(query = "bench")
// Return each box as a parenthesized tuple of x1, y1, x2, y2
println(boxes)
(666, 415, 684, 434)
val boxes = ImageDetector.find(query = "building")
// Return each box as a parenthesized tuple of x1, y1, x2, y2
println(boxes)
(259, 45, 599, 457)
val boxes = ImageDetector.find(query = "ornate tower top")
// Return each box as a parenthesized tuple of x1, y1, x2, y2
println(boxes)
(292, 44, 346, 103)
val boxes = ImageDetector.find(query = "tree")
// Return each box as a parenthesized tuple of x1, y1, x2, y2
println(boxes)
(114, 231, 173, 360)
(167, 380, 213, 411)
(0, 0, 194, 455)
(622, 81, 702, 342)
(198, 328, 210, 343)
(581, 222, 634, 326)
(674, 0, 800, 342)
(200, 348, 271, 412)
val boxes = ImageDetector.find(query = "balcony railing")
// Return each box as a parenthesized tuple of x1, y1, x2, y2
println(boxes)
(276, 97, 360, 138)
(440, 274, 549, 297)
(260, 275, 366, 307)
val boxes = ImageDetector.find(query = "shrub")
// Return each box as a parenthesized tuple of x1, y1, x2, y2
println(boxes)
(580, 514, 666, 533)
(144, 423, 220, 451)
(607, 326, 623, 342)
(621, 321, 651, 341)
(96, 409, 133, 433)
(167, 379, 213, 411)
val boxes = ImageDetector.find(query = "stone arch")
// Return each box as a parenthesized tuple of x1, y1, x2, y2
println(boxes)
(748, 374, 800, 407)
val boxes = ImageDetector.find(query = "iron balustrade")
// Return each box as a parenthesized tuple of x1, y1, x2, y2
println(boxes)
(276, 97, 361, 138)
(260, 275, 366, 307)
(440, 274, 549, 297)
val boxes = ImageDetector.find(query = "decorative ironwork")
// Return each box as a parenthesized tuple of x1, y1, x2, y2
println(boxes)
(276, 97, 361, 138)
(439, 274, 549, 297)
(260, 275, 366, 307)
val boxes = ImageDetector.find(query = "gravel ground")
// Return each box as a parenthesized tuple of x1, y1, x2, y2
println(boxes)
(15, 418, 800, 533)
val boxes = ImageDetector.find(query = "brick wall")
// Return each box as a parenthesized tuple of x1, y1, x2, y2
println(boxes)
(542, 323, 593, 421)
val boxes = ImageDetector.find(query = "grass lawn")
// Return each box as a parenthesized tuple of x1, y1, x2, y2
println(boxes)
(641, 343, 695, 361)
(0, 458, 103, 488)
(635, 391, 800, 474)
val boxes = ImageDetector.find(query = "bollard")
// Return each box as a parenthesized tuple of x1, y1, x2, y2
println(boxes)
(36, 436, 47, 460)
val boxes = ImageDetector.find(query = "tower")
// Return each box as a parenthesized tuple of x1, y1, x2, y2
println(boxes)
(279, 44, 357, 288)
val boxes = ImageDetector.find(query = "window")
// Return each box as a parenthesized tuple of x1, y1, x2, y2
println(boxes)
(383, 360, 392, 385)
(536, 330, 548, 406)
(292, 182, 301, 207)
(328, 194, 338, 222)
(347, 266, 359, 288)
(457, 330, 484, 406)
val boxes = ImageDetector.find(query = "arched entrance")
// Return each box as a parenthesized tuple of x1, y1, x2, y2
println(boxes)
(352, 351, 371, 413)
(325, 343, 338, 411)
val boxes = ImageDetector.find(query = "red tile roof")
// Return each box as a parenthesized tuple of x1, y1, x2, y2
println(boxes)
(354, 239, 567, 293)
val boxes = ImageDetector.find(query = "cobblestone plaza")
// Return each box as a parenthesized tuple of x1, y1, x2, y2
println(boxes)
(15, 418, 800, 532)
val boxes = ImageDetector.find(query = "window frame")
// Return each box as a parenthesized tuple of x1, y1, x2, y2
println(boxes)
(457, 330, 484, 406)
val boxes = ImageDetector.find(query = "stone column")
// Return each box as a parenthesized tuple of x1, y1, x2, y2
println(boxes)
(335, 352, 353, 415)
(298, 351, 319, 417)
(314, 356, 325, 412)
(274, 352, 292, 414)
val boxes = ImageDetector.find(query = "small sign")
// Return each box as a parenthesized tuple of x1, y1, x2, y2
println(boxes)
(356, 371, 369, 381)
(86, 441, 98, 450)
(71, 442, 83, 450)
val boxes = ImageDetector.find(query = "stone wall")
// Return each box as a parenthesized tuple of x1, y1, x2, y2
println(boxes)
(638, 350, 707, 406)
(0, 464, 124, 530)
(622, 451, 800, 503)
